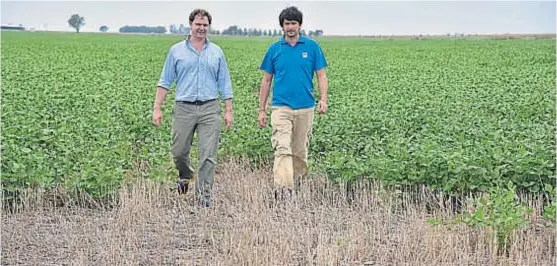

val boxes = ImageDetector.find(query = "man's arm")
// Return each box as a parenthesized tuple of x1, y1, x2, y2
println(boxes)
(257, 72, 273, 128)
(316, 68, 328, 115)
(259, 72, 273, 111)
(316, 69, 328, 103)
(258, 45, 275, 128)
(259, 44, 275, 111)
(217, 53, 233, 101)
(153, 48, 175, 126)
(224, 98, 232, 114)
(314, 42, 328, 114)
(154, 86, 169, 109)
(217, 52, 234, 130)
(155, 48, 176, 107)
(153, 86, 169, 127)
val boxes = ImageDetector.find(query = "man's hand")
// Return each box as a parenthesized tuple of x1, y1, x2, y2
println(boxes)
(152, 86, 168, 127)
(258, 110, 267, 128)
(224, 109, 233, 130)
(153, 107, 163, 127)
(318, 100, 327, 115)
(258, 72, 272, 128)
(223, 99, 233, 130)
(316, 69, 328, 115)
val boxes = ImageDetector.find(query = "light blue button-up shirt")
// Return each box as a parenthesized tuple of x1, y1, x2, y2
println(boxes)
(157, 38, 233, 102)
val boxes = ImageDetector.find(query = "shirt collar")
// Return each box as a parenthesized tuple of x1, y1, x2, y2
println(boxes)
(185, 35, 210, 49)
(280, 34, 306, 45)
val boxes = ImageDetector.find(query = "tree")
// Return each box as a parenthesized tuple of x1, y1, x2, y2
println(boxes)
(180, 24, 191, 35)
(169, 24, 190, 34)
(68, 14, 85, 33)
(99, 25, 108, 32)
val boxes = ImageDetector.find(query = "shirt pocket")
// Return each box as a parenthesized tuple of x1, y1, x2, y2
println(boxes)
(206, 53, 220, 75)
(298, 51, 314, 71)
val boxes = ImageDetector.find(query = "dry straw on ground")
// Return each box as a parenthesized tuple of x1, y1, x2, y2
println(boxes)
(2, 161, 555, 265)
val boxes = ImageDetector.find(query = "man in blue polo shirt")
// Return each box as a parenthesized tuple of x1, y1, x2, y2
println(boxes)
(258, 6, 329, 198)
(153, 9, 233, 207)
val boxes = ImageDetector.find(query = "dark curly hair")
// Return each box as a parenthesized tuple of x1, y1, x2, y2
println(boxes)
(189, 9, 212, 25)
(279, 6, 302, 27)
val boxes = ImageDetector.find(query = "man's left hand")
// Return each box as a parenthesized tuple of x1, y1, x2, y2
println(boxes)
(318, 100, 327, 115)
(224, 110, 233, 130)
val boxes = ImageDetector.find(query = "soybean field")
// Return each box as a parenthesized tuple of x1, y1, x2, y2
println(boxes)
(1, 32, 555, 199)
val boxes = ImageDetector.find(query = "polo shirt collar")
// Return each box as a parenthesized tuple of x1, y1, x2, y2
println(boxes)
(280, 34, 306, 45)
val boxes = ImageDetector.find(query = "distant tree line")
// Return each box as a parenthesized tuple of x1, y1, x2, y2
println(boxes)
(119, 25, 167, 34)
(169, 24, 191, 35)
(166, 24, 324, 37)
(1, 25, 25, 31)
(67, 14, 325, 36)
(119, 23, 324, 36)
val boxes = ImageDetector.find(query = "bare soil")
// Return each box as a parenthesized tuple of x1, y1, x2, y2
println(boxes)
(2, 161, 555, 265)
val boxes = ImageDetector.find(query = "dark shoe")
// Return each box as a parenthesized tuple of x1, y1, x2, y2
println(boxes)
(177, 179, 189, 195)
(274, 188, 293, 201)
(199, 199, 211, 207)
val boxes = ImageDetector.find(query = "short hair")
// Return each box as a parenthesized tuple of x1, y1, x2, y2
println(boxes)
(189, 9, 212, 25)
(279, 6, 303, 27)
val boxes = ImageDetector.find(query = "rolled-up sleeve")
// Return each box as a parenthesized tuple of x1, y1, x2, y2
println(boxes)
(217, 53, 233, 100)
(157, 49, 176, 90)
(314, 43, 328, 71)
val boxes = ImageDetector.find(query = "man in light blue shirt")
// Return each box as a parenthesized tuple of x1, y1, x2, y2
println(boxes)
(152, 8, 233, 207)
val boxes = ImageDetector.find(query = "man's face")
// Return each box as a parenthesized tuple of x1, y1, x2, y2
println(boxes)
(282, 19, 300, 38)
(190, 15, 209, 39)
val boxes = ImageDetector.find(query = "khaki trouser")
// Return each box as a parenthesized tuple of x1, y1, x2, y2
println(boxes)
(171, 100, 221, 202)
(270, 106, 314, 189)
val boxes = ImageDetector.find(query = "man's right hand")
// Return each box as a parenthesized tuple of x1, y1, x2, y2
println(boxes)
(153, 108, 163, 127)
(258, 110, 267, 128)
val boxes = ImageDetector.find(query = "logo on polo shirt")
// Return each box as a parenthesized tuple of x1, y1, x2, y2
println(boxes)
(302, 52, 308, 58)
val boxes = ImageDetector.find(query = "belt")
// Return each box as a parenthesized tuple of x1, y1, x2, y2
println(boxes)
(177, 99, 216, 105)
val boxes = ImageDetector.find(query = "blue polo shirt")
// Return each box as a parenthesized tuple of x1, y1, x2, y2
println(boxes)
(260, 35, 328, 110)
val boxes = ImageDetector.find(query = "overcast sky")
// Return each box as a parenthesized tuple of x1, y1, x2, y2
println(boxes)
(2, 0, 556, 35)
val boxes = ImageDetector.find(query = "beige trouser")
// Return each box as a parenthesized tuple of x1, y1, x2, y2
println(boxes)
(270, 106, 314, 189)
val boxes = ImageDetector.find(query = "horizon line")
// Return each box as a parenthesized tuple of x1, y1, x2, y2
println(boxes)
(5, 29, 557, 37)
